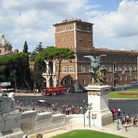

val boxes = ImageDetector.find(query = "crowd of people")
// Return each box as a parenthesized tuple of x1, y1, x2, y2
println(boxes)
(52, 103, 84, 115)
(15, 100, 85, 114)
(111, 108, 138, 131)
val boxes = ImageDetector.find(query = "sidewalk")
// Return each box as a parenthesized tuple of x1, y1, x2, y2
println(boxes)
(15, 93, 41, 96)
(29, 122, 138, 138)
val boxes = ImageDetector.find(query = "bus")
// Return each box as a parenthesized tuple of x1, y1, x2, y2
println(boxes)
(41, 86, 66, 96)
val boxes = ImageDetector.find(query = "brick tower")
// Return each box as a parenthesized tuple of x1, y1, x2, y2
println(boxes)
(53, 19, 94, 89)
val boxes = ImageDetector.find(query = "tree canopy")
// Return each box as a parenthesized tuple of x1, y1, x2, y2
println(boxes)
(0, 53, 32, 90)
(35, 46, 75, 86)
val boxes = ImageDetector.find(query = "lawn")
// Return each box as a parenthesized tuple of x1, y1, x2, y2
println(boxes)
(51, 130, 125, 138)
(108, 88, 138, 98)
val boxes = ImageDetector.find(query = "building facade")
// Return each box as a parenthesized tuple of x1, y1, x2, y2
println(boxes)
(52, 19, 138, 89)
(0, 34, 13, 56)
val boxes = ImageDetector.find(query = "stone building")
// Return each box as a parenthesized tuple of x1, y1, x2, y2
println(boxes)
(0, 34, 13, 56)
(53, 19, 138, 89)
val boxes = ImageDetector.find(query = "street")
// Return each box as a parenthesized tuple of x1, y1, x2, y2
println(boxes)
(15, 93, 138, 117)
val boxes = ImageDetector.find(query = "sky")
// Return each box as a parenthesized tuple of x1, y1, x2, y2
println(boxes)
(0, 0, 138, 52)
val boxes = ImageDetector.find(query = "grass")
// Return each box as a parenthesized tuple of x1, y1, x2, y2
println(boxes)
(51, 130, 125, 138)
(108, 88, 138, 98)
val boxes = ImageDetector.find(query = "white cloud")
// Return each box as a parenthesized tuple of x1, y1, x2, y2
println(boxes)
(0, 0, 138, 51)
(89, 0, 138, 50)
(0, 0, 88, 51)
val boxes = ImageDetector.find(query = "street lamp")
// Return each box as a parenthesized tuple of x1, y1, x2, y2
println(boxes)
(87, 104, 92, 127)
(83, 103, 92, 127)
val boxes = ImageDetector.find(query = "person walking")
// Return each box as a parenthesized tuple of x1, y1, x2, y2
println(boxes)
(117, 108, 121, 118)
(116, 119, 120, 130)
(125, 122, 128, 131)
(113, 108, 117, 120)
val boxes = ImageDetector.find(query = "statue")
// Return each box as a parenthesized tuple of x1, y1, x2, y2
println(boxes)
(84, 54, 107, 84)
(8, 92, 16, 110)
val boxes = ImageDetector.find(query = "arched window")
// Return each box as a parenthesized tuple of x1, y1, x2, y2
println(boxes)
(69, 36, 73, 40)
(82, 79, 85, 84)
(57, 38, 60, 42)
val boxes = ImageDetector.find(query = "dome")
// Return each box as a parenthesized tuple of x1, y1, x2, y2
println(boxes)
(0, 34, 12, 46)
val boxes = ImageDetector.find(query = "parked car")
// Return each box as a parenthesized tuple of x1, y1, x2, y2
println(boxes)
(1, 87, 14, 92)
(35, 100, 51, 106)
(16, 89, 30, 93)
(74, 89, 87, 93)
(110, 87, 116, 91)
(121, 87, 127, 90)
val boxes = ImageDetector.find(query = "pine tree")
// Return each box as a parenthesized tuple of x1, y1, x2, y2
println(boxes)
(23, 41, 28, 53)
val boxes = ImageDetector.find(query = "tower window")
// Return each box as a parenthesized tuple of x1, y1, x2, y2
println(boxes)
(88, 37, 91, 42)
(69, 26, 73, 30)
(57, 38, 60, 42)
(87, 27, 90, 31)
(69, 36, 73, 40)
(79, 36, 82, 41)
(63, 37, 66, 41)
(69, 66, 74, 72)
(57, 28, 60, 32)
(78, 25, 81, 30)
(81, 65, 86, 72)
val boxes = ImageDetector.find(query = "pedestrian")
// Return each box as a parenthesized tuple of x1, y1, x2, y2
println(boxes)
(121, 117, 125, 127)
(116, 119, 120, 130)
(113, 108, 117, 119)
(125, 122, 128, 131)
(127, 111, 131, 117)
(117, 108, 121, 118)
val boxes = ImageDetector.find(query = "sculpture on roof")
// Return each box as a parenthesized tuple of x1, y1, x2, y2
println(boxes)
(84, 54, 107, 84)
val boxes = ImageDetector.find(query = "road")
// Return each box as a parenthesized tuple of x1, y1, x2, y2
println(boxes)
(15, 93, 138, 117)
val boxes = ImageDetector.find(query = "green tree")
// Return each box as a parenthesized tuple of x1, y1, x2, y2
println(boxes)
(0, 53, 33, 91)
(35, 47, 75, 86)
(33, 42, 44, 54)
(23, 41, 28, 53)
(55, 48, 75, 86)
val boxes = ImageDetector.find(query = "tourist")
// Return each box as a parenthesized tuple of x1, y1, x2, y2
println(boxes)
(121, 117, 125, 127)
(117, 108, 121, 118)
(113, 108, 117, 119)
(116, 119, 120, 130)
(125, 122, 128, 131)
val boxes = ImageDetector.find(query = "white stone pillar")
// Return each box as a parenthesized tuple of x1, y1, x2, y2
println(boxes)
(44, 60, 49, 73)
(85, 84, 112, 127)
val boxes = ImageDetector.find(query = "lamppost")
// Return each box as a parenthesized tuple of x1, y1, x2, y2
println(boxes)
(84, 103, 92, 127)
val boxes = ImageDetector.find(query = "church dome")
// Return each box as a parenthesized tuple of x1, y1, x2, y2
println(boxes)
(0, 34, 12, 46)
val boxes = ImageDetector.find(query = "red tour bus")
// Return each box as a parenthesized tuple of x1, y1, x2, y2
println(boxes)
(42, 86, 66, 96)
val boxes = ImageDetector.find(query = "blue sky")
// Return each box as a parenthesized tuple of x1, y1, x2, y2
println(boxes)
(0, 0, 138, 52)
(89, 0, 122, 11)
